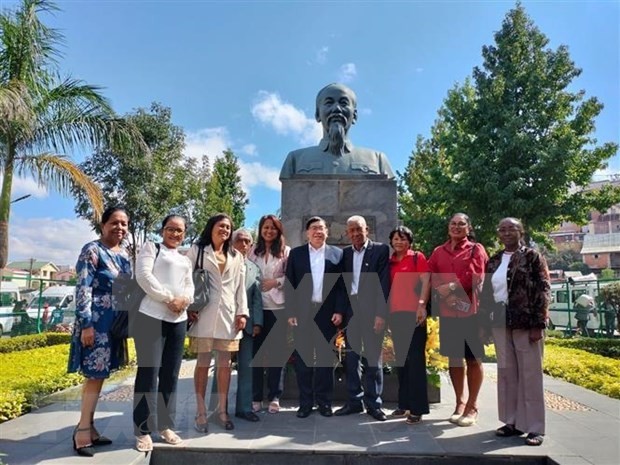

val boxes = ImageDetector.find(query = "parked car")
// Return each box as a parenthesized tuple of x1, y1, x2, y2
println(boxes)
(0, 282, 21, 335)
(11, 285, 76, 336)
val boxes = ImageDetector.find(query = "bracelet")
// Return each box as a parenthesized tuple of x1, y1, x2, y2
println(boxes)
(418, 299, 426, 305)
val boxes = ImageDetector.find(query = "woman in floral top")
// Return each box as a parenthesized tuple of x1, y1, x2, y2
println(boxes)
(482, 217, 550, 446)
(68, 206, 132, 457)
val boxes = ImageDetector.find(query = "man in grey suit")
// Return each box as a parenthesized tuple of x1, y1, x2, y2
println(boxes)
(232, 229, 264, 421)
(335, 215, 390, 421)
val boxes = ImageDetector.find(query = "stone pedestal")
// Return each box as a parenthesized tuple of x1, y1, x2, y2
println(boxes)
(281, 175, 398, 247)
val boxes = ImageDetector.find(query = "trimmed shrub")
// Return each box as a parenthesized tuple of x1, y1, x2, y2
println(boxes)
(0, 333, 71, 354)
(546, 337, 620, 359)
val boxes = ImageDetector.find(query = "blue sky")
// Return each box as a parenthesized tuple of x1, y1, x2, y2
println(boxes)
(3, 0, 619, 266)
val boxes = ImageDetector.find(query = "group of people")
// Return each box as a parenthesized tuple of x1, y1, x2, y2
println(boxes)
(67, 207, 551, 457)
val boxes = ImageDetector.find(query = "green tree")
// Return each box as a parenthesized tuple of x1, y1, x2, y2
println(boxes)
(399, 3, 619, 252)
(0, 0, 143, 268)
(74, 102, 188, 251)
(205, 149, 248, 229)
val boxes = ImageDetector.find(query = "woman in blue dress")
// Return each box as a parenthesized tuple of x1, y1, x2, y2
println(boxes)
(68, 206, 132, 457)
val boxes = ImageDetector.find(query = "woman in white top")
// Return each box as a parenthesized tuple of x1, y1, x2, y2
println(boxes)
(186, 213, 249, 432)
(247, 214, 290, 414)
(133, 215, 194, 452)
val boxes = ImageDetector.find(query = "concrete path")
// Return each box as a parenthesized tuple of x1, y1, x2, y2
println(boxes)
(0, 362, 618, 465)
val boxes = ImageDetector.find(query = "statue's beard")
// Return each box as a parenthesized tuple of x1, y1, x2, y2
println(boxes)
(326, 121, 346, 156)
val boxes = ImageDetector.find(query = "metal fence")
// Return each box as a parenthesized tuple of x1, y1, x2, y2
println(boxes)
(0, 278, 75, 337)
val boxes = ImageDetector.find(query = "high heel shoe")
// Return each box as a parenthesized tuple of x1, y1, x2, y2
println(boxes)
(90, 421, 112, 446)
(194, 413, 209, 433)
(215, 412, 234, 431)
(448, 403, 465, 424)
(72, 426, 95, 457)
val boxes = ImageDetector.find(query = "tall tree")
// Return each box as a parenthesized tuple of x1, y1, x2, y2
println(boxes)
(206, 149, 248, 229)
(0, 0, 144, 268)
(399, 3, 619, 252)
(74, 102, 189, 250)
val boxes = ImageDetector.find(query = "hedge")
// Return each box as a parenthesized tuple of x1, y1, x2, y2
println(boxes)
(485, 343, 620, 399)
(0, 332, 71, 354)
(0, 345, 82, 421)
(0, 341, 136, 422)
(545, 337, 620, 359)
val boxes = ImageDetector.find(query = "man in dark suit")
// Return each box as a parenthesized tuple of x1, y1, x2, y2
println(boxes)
(335, 215, 390, 421)
(286, 216, 345, 418)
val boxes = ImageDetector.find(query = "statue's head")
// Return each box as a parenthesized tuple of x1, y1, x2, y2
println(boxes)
(315, 83, 358, 155)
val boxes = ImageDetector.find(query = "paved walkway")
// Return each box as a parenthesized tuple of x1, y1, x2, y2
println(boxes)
(0, 362, 618, 465)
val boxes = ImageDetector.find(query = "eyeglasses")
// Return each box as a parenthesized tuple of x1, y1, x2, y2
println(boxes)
(497, 227, 521, 234)
(163, 227, 185, 234)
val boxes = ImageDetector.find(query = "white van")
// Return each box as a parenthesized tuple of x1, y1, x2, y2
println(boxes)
(26, 285, 76, 325)
(0, 282, 21, 334)
(549, 280, 602, 331)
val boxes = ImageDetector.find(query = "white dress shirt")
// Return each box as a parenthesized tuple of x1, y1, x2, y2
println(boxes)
(350, 240, 368, 296)
(491, 251, 512, 304)
(309, 243, 326, 303)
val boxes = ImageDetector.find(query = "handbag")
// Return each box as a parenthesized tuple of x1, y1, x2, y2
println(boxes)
(110, 244, 160, 339)
(187, 245, 210, 315)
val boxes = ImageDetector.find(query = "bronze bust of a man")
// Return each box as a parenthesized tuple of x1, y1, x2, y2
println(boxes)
(279, 83, 395, 179)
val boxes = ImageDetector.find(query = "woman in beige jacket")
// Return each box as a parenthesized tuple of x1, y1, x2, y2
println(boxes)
(186, 213, 249, 432)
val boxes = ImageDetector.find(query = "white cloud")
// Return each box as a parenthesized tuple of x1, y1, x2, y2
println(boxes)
(316, 46, 329, 64)
(184, 127, 231, 159)
(8, 216, 98, 266)
(338, 63, 357, 83)
(3, 174, 49, 199)
(183, 126, 280, 192)
(238, 161, 280, 191)
(251, 91, 322, 145)
(240, 144, 258, 157)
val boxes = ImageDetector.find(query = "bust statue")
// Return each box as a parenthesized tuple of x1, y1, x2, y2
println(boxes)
(279, 83, 395, 179)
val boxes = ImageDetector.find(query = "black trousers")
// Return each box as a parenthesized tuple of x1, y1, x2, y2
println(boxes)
(252, 309, 286, 402)
(132, 312, 186, 435)
(389, 312, 429, 415)
(293, 305, 337, 409)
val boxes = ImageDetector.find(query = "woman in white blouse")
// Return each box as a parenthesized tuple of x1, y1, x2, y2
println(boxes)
(248, 214, 290, 414)
(133, 215, 194, 452)
(186, 213, 249, 432)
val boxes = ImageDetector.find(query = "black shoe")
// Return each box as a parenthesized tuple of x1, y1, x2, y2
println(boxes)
(296, 407, 313, 418)
(72, 426, 95, 457)
(318, 405, 333, 417)
(214, 413, 235, 430)
(367, 408, 387, 421)
(90, 421, 113, 446)
(235, 412, 260, 422)
(334, 404, 364, 416)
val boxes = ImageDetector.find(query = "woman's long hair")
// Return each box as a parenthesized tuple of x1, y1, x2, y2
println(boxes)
(197, 213, 235, 256)
(254, 214, 286, 258)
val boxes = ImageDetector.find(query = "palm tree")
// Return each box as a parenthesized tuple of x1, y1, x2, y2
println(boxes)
(0, 0, 145, 268)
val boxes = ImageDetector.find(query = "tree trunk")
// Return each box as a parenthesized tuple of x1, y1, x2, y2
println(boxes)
(0, 143, 16, 269)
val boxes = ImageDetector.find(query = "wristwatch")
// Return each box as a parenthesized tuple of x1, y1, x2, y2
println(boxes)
(448, 282, 456, 292)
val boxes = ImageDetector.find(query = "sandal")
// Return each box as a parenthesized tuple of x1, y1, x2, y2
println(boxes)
(135, 434, 153, 453)
(268, 399, 280, 414)
(496, 424, 524, 437)
(159, 428, 183, 445)
(194, 413, 209, 434)
(215, 412, 235, 430)
(90, 421, 112, 446)
(252, 401, 263, 413)
(72, 426, 95, 457)
(405, 414, 422, 424)
(525, 433, 544, 446)
(392, 408, 408, 417)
